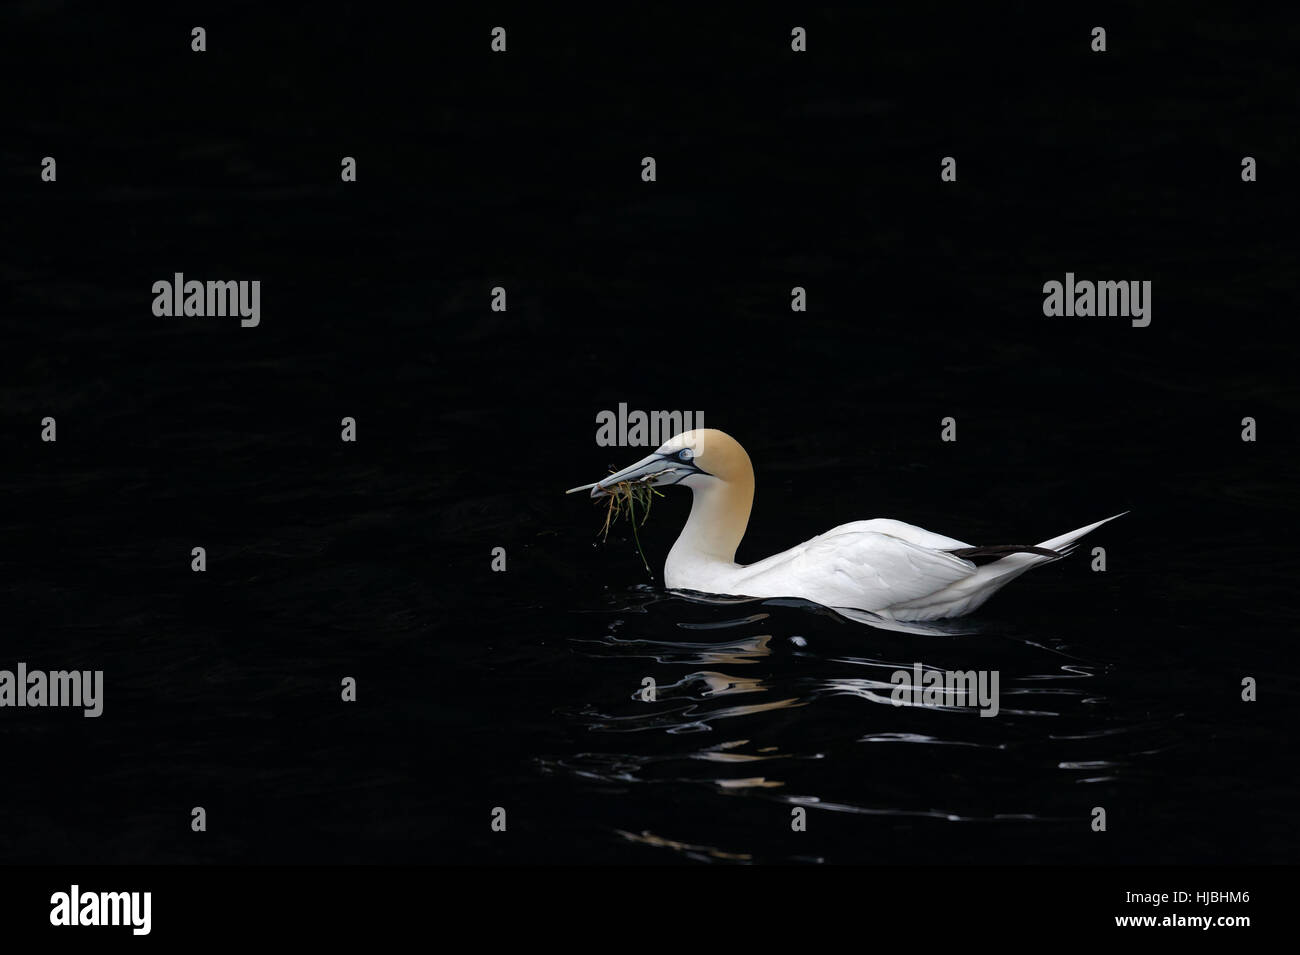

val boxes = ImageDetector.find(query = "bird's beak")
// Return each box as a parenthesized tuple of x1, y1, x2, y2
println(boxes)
(565, 453, 680, 499)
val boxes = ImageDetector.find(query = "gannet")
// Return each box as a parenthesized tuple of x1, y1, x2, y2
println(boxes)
(567, 429, 1125, 622)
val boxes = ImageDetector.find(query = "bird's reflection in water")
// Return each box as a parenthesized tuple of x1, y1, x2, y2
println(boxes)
(541, 589, 1180, 862)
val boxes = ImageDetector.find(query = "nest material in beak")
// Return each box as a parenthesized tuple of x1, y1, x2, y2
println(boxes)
(595, 474, 670, 576)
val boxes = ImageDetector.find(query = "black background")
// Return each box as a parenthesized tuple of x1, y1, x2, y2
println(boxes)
(2, 2, 1296, 877)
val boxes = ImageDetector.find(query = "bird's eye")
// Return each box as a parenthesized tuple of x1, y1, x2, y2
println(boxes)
(678, 449, 694, 461)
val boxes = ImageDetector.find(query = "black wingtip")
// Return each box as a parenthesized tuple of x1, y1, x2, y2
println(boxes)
(948, 544, 1063, 566)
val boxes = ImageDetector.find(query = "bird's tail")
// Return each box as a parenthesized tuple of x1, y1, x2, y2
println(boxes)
(1033, 511, 1130, 557)
(946, 512, 1128, 566)
(888, 512, 1129, 621)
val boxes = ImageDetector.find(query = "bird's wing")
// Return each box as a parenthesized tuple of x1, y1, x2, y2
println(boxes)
(737, 530, 978, 612)
(815, 519, 972, 551)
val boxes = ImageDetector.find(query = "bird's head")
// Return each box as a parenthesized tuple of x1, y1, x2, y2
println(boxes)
(566, 428, 752, 498)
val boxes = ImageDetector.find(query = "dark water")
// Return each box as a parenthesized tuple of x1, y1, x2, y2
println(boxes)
(444, 426, 1295, 865)
(2, 6, 1296, 864)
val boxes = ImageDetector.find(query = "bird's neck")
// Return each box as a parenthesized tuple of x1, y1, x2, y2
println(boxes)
(669, 476, 754, 567)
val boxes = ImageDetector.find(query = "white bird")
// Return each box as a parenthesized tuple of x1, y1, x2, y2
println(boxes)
(567, 428, 1125, 622)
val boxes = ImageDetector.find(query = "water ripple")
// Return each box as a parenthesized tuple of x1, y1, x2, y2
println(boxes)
(540, 589, 1188, 862)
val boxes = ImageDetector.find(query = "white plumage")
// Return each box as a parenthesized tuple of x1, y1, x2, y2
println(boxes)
(569, 429, 1125, 622)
